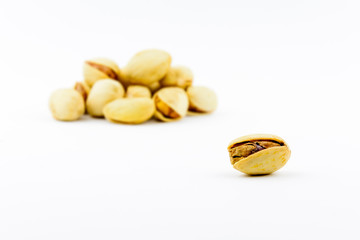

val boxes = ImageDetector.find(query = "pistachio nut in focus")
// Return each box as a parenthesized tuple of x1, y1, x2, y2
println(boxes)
(49, 89, 85, 121)
(153, 87, 189, 122)
(228, 134, 291, 175)
(86, 79, 125, 117)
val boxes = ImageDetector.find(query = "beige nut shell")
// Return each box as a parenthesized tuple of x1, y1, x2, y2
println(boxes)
(123, 49, 171, 86)
(153, 87, 189, 122)
(104, 98, 155, 124)
(187, 86, 217, 115)
(126, 85, 151, 98)
(160, 66, 193, 89)
(228, 134, 291, 175)
(86, 79, 124, 117)
(74, 81, 90, 101)
(49, 88, 85, 121)
(83, 58, 121, 87)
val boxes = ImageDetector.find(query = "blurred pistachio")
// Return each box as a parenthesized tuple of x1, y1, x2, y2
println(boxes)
(49, 89, 85, 121)
(187, 86, 217, 115)
(126, 85, 151, 98)
(86, 79, 124, 117)
(104, 98, 155, 124)
(153, 87, 188, 122)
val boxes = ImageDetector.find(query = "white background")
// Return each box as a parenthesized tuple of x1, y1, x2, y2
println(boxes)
(1, 0, 360, 239)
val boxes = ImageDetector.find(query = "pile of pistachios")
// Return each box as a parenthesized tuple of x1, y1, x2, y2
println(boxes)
(49, 49, 217, 124)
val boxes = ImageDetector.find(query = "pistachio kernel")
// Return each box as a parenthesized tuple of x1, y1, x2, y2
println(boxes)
(229, 140, 283, 165)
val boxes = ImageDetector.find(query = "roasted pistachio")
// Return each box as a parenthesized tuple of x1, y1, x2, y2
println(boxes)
(161, 66, 193, 89)
(187, 86, 217, 115)
(126, 85, 151, 98)
(104, 98, 155, 124)
(74, 81, 90, 101)
(148, 81, 161, 93)
(153, 87, 189, 122)
(83, 58, 121, 87)
(123, 49, 171, 87)
(49, 89, 85, 121)
(228, 134, 291, 175)
(86, 79, 125, 117)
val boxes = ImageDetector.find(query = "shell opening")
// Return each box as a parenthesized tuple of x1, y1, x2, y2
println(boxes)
(229, 139, 284, 165)
(154, 95, 180, 119)
(86, 61, 118, 80)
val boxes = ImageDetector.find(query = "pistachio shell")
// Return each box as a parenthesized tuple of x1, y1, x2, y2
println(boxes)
(86, 79, 124, 117)
(123, 49, 171, 86)
(148, 81, 161, 93)
(74, 81, 90, 101)
(126, 85, 151, 98)
(187, 86, 217, 115)
(83, 58, 122, 87)
(160, 66, 193, 89)
(49, 89, 85, 121)
(228, 134, 291, 175)
(153, 87, 189, 122)
(104, 98, 155, 124)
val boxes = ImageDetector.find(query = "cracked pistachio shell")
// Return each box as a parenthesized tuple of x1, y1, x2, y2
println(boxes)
(160, 66, 193, 89)
(153, 87, 189, 122)
(49, 89, 85, 121)
(126, 85, 151, 98)
(123, 49, 171, 86)
(228, 134, 291, 175)
(74, 81, 90, 101)
(104, 98, 155, 124)
(83, 58, 122, 87)
(187, 86, 217, 115)
(86, 79, 125, 117)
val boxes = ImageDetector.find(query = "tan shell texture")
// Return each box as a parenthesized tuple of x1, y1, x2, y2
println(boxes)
(83, 58, 122, 87)
(160, 66, 193, 89)
(104, 98, 155, 124)
(228, 134, 291, 175)
(74, 81, 90, 101)
(123, 49, 171, 86)
(86, 79, 125, 117)
(153, 87, 189, 122)
(49, 89, 85, 121)
(187, 86, 217, 115)
(126, 85, 151, 98)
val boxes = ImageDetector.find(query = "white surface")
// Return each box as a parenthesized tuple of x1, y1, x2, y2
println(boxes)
(1, 0, 360, 239)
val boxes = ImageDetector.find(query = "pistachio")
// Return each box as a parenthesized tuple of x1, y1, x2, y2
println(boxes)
(104, 98, 155, 124)
(148, 81, 161, 93)
(83, 58, 121, 87)
(228, 134, 291, 175)
(153, 87, 189, 122)
(49, 89, 85, 121)
(74, 81, 90, 101)
(86, 79, 125, 117)
(187, 86, 217, 115)
(126, 85, 151, 98)
(160, 66, 193, 89)
(123, 49, 171, 87)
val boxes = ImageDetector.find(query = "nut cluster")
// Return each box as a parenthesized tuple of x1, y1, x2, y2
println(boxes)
(49, 49, 217, 124)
